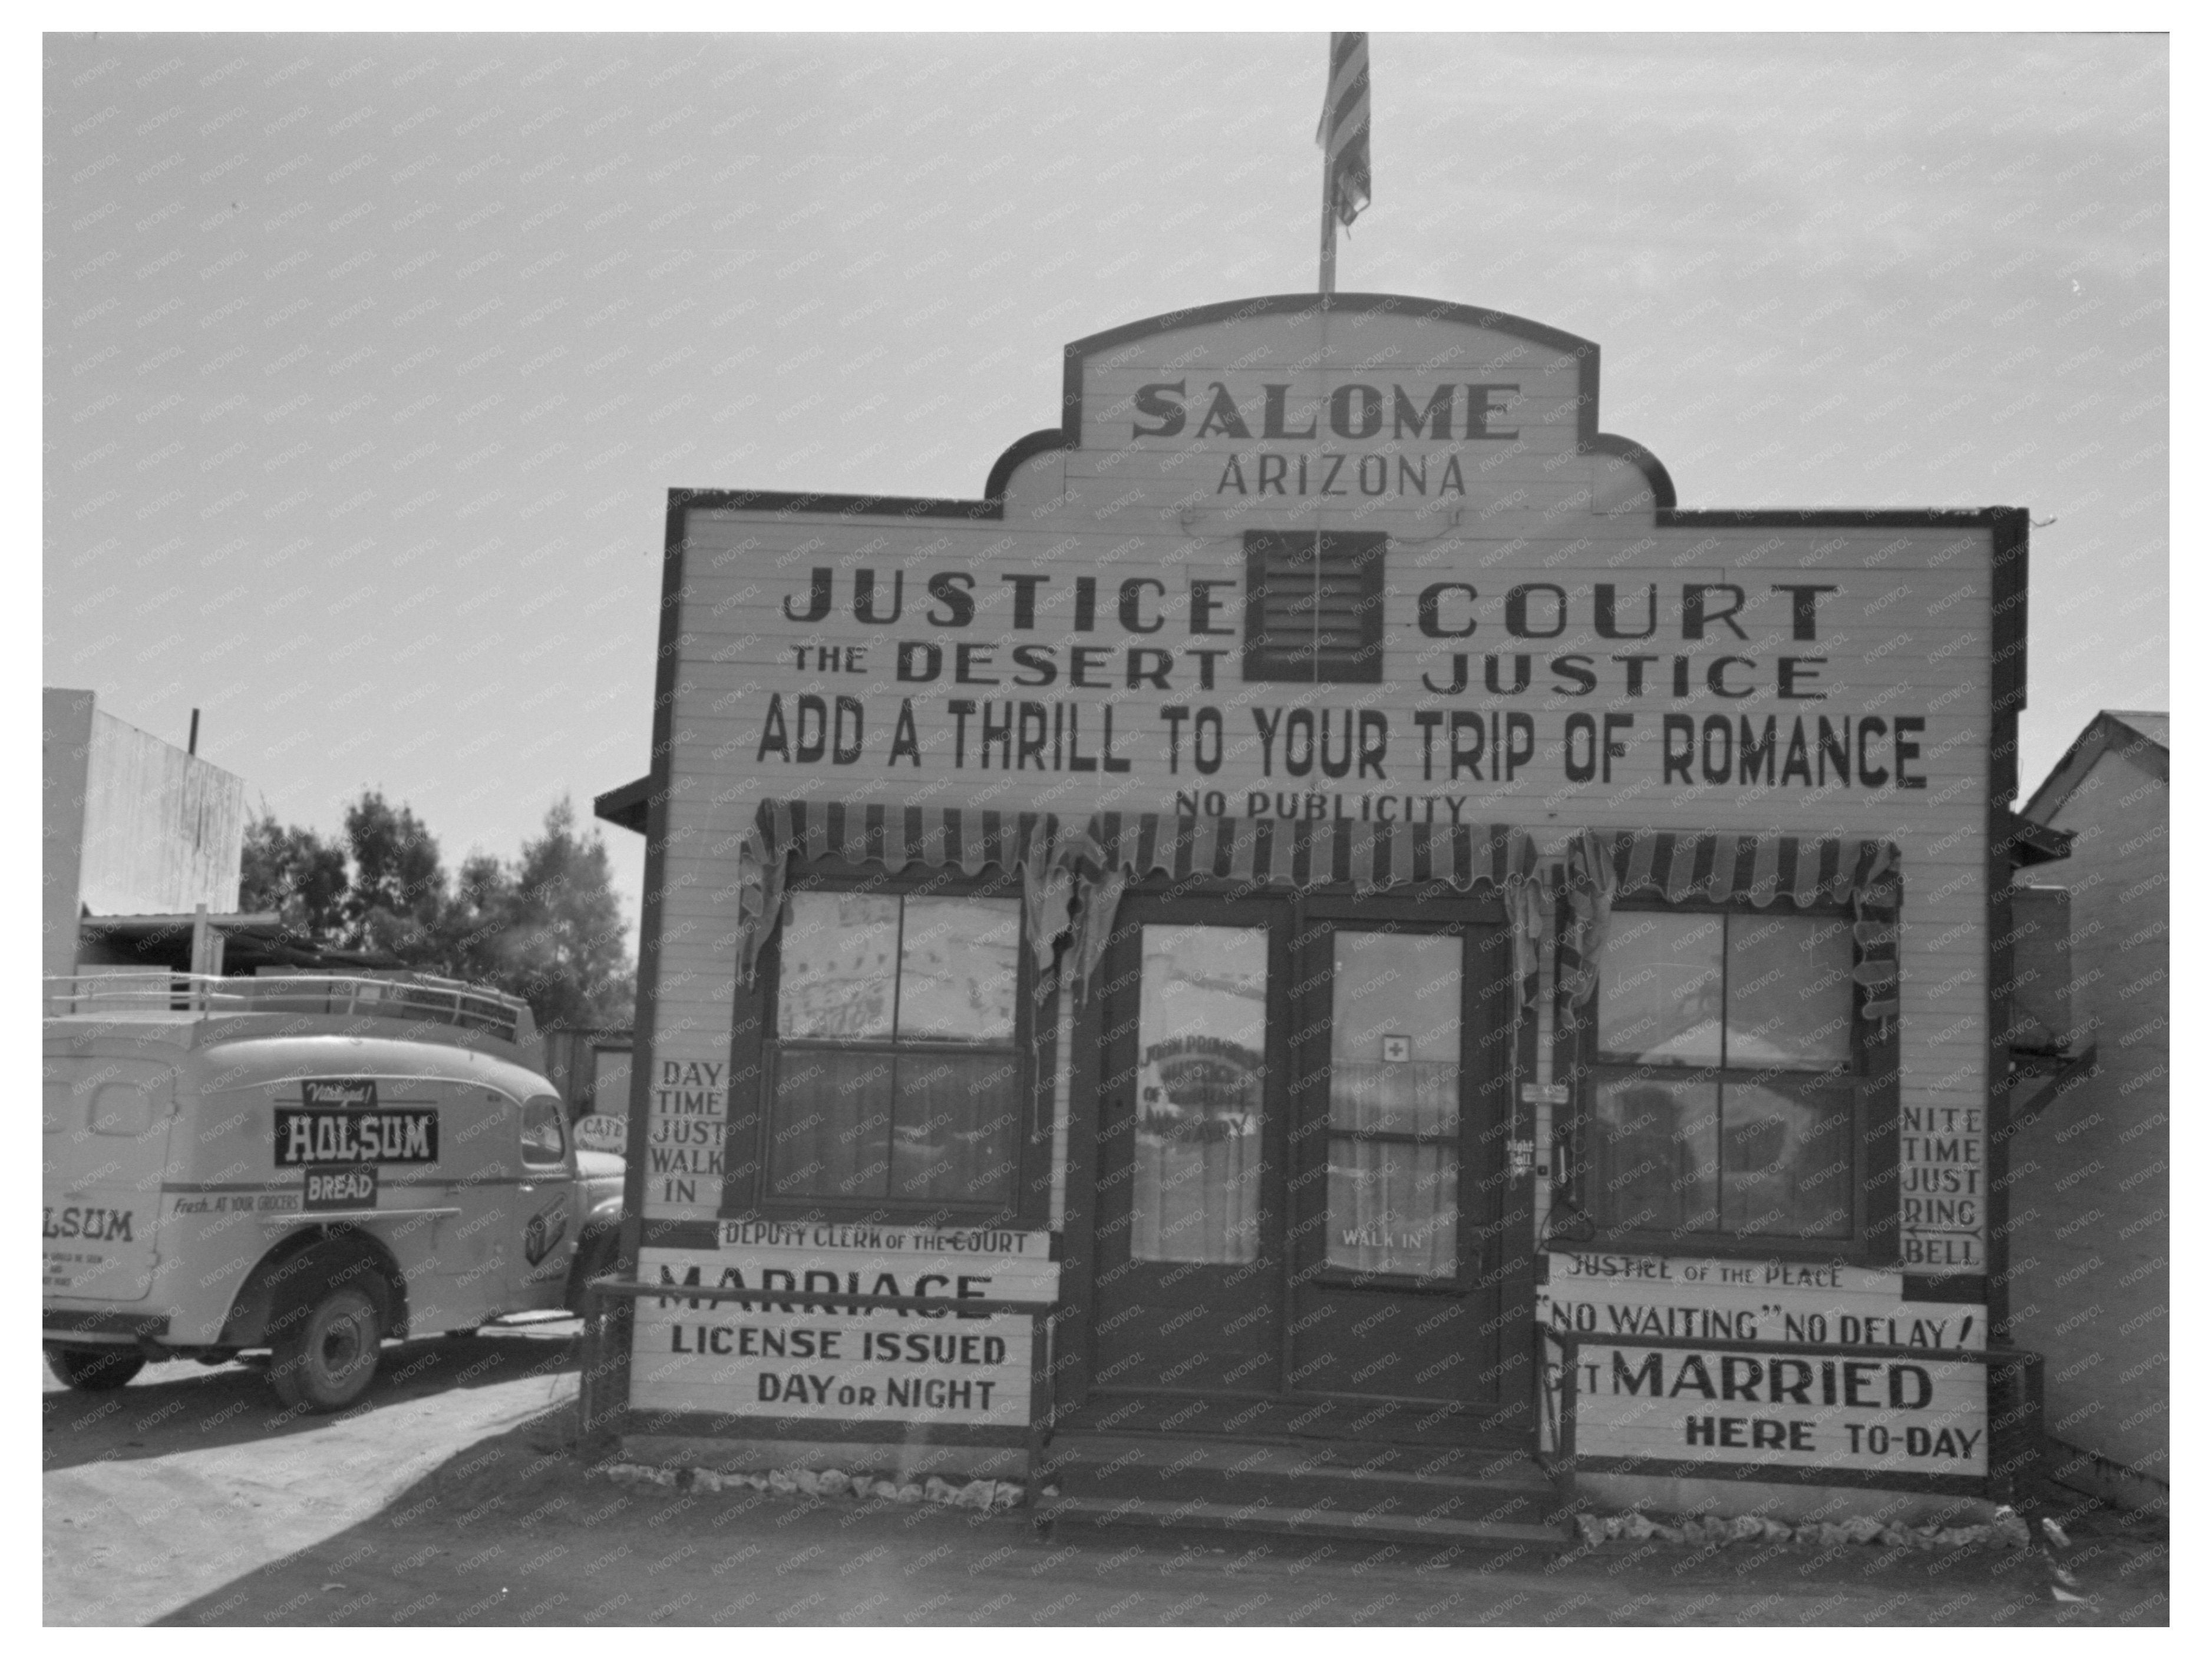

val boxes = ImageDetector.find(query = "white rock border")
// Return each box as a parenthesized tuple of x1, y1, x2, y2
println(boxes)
(600, 1461, 1028, 1513)
(1572, 1507, 2034, 1551)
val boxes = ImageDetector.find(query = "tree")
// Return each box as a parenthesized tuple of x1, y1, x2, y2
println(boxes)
(435, 851, 519, 988)
(239, 814, 349, 937)
(476, 798, 635, 1030)
(236, 790, 636, 1032)
(341, 790, 447, 964)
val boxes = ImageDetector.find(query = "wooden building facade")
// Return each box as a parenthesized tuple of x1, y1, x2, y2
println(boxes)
(596, 295, 2034, 1534)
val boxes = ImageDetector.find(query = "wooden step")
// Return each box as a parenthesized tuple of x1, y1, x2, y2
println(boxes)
(1040, 1430, 1570, 1544)
(1059, 1390, 1532, 1446)
(1038, 1493, 1569, 1551)
(1048, 1432, 1554, 1492)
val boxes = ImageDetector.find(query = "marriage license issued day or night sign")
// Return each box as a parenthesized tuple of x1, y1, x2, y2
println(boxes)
(629, 1225, 1057, 1430)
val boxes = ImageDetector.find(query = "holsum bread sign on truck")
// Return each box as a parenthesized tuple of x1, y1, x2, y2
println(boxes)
(41, 973, 626, 1411)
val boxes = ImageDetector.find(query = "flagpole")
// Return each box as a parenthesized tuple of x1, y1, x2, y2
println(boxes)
(1316, 30, 1366, 296)
(1319, 160, 1336, 296)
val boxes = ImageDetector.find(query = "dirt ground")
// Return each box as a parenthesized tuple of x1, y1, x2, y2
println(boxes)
(44, 1321, 2170, 1628)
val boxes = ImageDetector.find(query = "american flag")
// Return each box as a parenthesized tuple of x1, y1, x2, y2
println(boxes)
(1317, 31, 1372, 230)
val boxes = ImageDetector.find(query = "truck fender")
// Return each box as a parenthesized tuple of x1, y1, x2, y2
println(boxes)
(219, 1227, 410, 1349)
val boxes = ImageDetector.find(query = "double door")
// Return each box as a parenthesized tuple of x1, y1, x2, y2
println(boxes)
(1072, 890, 1533, 1440)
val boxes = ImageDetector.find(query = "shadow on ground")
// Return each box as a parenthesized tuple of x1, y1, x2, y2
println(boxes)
(42, 1320, 582, 1476)
(154, 1416, 2170, 1628)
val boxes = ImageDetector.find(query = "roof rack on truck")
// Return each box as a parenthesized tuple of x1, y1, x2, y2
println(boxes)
(42, 971, 537, 1050)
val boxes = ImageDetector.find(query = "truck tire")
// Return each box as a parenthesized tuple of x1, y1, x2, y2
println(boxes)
(46, 1346, 146, 1392)
(269, 1284, 382, 1412)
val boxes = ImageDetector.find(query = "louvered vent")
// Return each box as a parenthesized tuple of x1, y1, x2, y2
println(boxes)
(1241, 531, 1386, 683)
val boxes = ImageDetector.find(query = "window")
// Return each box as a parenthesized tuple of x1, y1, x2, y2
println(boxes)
(1243, 530, 1386, 683)
(763, 885, 1027, 1211)
(1325, 928, 1462, 1280)
(1130, 922, 1269, 1265)
(1577, 907, 1862, 1246)
(520, 1095, 570, 1166)
(90, 1081, 157, 1137)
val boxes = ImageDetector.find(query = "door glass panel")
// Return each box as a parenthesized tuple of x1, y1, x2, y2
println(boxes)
(1328, 1142, 1458, 1278)
(1328, 931, 1461, 1136)
(1132, 924, 1269, 1265)
(1325, 930, 1462, 1275)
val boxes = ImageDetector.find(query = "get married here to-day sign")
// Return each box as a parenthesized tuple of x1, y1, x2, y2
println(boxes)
(628, 1222, 1057, 1432)
(1570, 1343, 1989, 1478)
(1542, 1254, 1990, 1478)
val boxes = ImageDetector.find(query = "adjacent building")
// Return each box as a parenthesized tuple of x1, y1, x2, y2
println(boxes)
(44, 687, 250, 983)
(2005, 710, 2168, 1515)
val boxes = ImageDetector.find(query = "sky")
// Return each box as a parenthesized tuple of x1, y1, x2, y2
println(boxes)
(42, 30, 2170, 951)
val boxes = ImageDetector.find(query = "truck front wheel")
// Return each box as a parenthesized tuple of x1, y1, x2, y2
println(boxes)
(269, 1285, 381, 1412)
(45, 1346, 146, 1392)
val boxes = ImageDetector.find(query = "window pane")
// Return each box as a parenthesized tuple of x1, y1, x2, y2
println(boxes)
(1132, 924, 1268, 1264)
(90, 1081, 156, 1137)
(1327, 1141, 1457, 1277)
(1721, 1079, 1855, 1239)
(1596, 913, 1723, 1063)
(520, 1096, 568, 1166)
(1587, 1072, 1721, 1232)
(590, 1047, 632, 1118)
(897, 897, 1019, 1042)
(890, 1052, 1021, 1203)
(778, 892, 898, 1040)
(766, 1048, 893, 1200)
(1329, 930, 1460, 1136)
(1726, 913, 1854, 1069)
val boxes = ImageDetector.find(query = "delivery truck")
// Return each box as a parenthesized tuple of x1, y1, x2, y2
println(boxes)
(43, 972, 625, 1411)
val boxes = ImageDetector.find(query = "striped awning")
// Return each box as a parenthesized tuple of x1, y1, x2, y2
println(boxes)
(734, 807, 1896, 1026)
(1557, 829, 1901, 1022)
(735, 802, 1549, 1010)
(1065, 812, 1546, 1007)
(734, 801, 1079, 987)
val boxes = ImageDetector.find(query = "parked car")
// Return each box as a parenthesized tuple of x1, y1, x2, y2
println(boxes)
(43, 973, 625, 1411)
